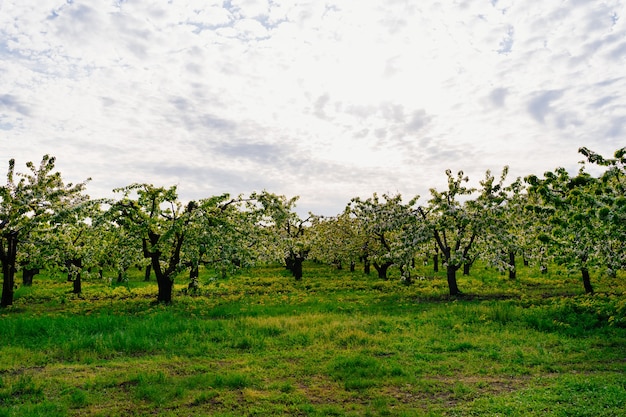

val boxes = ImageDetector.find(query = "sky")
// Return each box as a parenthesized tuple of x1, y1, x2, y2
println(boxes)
(1, 0, 625, 216)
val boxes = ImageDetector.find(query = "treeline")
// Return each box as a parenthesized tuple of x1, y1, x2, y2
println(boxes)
(1, 147, 624, 306)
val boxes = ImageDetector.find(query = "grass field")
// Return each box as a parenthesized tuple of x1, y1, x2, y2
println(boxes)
(1, 262, 625, 416)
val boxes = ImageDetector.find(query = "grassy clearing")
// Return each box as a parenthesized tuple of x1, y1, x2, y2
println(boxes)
(0, 262, 625, 416)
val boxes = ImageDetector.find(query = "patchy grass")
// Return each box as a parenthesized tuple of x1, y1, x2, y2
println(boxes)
(0, 262, 625, 416)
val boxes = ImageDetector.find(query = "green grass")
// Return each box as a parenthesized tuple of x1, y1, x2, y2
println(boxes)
(0, 261, 625, 416)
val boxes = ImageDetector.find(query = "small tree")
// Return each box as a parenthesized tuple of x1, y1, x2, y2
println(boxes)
(183, 194, 252, 285)
(109, 184, 195, 303)
(578, 146, 626, 277)
(308, 211, 362, 272)
(250, 191, 311, 280)
(348, 193, 421, 280)
(48, 199, 102, 294)
(525, 166, 609, 294)
(1, 155, 89, 307)
(419, 168, 508, 296)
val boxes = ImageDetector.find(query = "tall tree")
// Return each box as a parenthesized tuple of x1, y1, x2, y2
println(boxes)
(1, 155, 89, 307)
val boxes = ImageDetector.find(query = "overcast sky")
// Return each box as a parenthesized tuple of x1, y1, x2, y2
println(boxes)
(1, 0, 625, 216)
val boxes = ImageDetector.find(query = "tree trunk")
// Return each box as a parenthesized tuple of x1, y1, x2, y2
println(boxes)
(156, 275, 174, 303)
(285, 256, 294, 271)
(144, 264, 152, 281)
(334, 259, 342, 270)
(189, 263, 199, 280)
(433, 253, 439, 272)
(373, 261, 392, 280)
(581, 267, 594, 294)
(73, 271, 82, 294)
(363, 257, 370, 275)
(66, 259, 73, 281)
(22, 267, 39, 286)
(70, 258, 82, 294)
(149, 252, 174, 304)
(292, 257, 303, 280)
(508, 250, 516, 280)
(350, 261, 355, 272)
(188, 263, 199, 290)
(446, 264, 460, 296)
(463, 262, 471, 276)
(1, 231, 18, 307)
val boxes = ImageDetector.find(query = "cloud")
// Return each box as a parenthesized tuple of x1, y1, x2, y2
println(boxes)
(488, 88, 508, 107)
(0, 94, 30, 116)
(590, 95, 617, 109)
(527, 90, 564, 124)
(213, 141, 284, 165)
(2, 0, 626, 216)
(406, 110, 431, 132)
(313, 93, 331, 119)
(606, 116, 626, 138)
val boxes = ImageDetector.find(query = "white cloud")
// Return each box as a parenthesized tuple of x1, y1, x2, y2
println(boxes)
(1, 0, 625, 215)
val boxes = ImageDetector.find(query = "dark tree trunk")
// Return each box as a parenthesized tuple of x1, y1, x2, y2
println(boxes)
(22, 267, 39, 286)
(363, 257, 370, 275)
(73, 272, 82, 294)
(1, 231, 19, 307)
(581, 267, 594, 294)
(508, 250, 516, 280)
(350, 261, 355, 272)
(285, 256, 294, 271)
(144, 264, 152, 281)
(70, 258, 82, 295)
(117, 271, 124, 283)
(157, 275, 174, 303)
(66, 259, 73, 282)
(188, 263, 199, 291)
(373, 261, 392, 280)
(463, 262, 471, 276)
(189, 263, 199, 280)
(292, 257, 303, 280)
(433, 253, 439, 272)
(285, 253, 304, 280)
(151, 257, 173, 304)
(188, 263, 199, 290)
(447, 264, 460, 296)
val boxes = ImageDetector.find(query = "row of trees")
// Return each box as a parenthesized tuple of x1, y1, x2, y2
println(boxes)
(1, 147, 624, 306)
